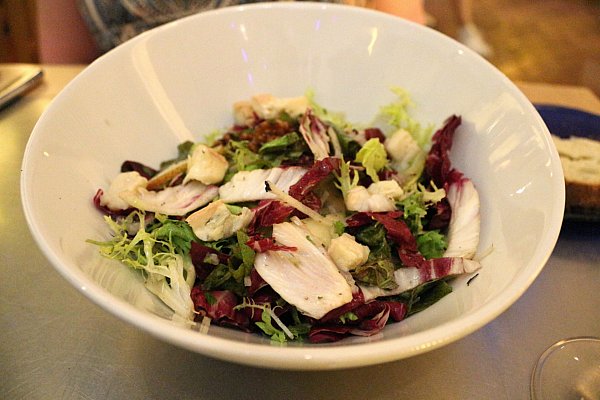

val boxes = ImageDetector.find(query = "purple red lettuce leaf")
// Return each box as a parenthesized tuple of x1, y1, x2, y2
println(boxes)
(346, 211, 426, 268)
(308, 290, 407, 343)
(121, 160, 157, 179)
(364, 128, 386, 143)
(247, 157, 342, 233)
(425, 115, 463, 188)
(246, 235, 297, 253)
(191, 287, 250, 330)
(247, 200, 295, 234)
(426, 197, 452, 231)
(288, 156, 341, 209)
(189, 241, 230, 281)
(247, 267, 269, 296)
(92, 189, 134, 218)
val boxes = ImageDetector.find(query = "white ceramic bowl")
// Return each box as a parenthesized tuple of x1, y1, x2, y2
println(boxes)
(21, 2, 564, 370)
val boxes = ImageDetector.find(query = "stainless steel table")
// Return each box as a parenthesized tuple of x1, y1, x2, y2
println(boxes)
(2, 65, 599, 399)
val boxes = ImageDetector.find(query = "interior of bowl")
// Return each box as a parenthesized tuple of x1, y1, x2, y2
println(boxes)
(21, 3, 564, 370)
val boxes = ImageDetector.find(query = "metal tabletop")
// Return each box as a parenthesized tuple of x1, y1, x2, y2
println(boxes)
(2, 65, 599, 399)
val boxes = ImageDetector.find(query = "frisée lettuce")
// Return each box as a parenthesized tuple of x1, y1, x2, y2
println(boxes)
(88, 212, 196, 323)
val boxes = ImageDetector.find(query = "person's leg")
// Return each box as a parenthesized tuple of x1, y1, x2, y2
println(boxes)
(450, 0, 493, 57)
(451, 0, 473, 25)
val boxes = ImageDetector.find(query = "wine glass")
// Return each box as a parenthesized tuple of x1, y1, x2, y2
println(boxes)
(531, 337, 600, 400)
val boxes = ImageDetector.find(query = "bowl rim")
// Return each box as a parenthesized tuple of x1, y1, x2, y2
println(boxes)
(21, 1, 565, 370)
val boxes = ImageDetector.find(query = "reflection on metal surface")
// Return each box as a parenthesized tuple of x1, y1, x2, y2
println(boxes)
(0, 64, 43, 109)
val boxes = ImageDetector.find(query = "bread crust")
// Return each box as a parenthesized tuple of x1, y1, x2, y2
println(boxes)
(552, 135, 600, 216)
(565, 181, 600, 214)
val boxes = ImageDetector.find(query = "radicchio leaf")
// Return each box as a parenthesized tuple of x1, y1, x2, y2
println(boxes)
(191, 287, 250, 330)
(308, 290, 407, 343)
(288, 156, 341, 209)
(247, 267, 269, 296)
(247, 200, 295, 234)
(247, 157, 342, 233)
(190, 241, 230, 281)
(318, 290, 366, 323)
(426, 197, 452, 231)
(243, 287, 289, 323)
(299, 108, 332, 160)
(346, 211, 426, 268)
(92, 189, 133, 218)
(121, 160, 157, 179)
(364, 128, 386, 143)
(425, 115, 462, 188)
(307, 325, 353, 343)
(246, 235, 297, 253)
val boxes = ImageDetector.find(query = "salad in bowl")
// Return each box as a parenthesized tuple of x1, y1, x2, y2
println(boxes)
(89, 90, 481, 343)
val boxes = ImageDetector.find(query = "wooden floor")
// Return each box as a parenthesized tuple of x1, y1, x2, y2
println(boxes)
(426, 0, 600, 96)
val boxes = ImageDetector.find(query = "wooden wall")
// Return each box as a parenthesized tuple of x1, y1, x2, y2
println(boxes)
(0, 0, 39, 63)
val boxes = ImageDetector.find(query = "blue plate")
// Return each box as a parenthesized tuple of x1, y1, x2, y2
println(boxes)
(535, 104, 600, 139)
(535, 104, 600, 222)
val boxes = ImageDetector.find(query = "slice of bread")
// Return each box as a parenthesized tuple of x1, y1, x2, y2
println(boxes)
(552, 135, 600, 215)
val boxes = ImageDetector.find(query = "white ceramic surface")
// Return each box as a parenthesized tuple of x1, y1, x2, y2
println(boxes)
(21, 3, 564, 370)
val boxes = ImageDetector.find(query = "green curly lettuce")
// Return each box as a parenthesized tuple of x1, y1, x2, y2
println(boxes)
(355, 138, 388, 182)
(379, 87, 435, 149)
(87, 211, 196, 323)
